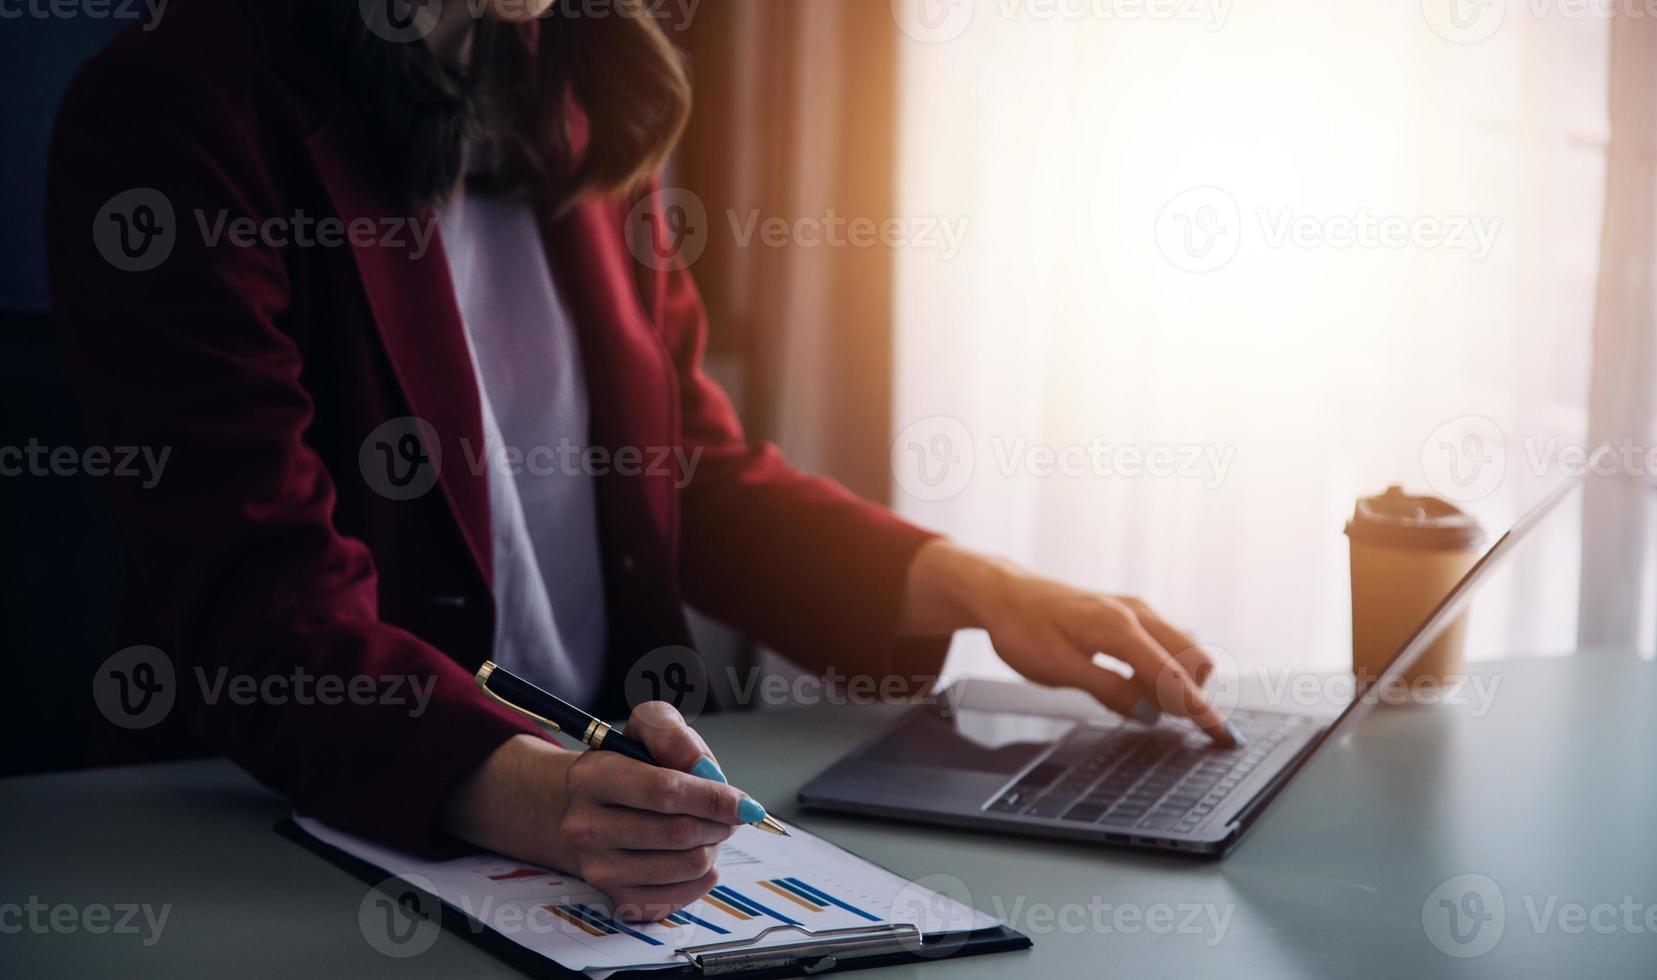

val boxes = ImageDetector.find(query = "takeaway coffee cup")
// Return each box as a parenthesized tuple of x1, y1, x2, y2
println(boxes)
(1345, 486, 1485, 690)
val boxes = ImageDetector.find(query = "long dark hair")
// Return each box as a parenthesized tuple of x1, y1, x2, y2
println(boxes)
(315, 1, 692, 210)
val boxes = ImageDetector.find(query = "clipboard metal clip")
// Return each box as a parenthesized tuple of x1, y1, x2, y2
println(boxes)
(677, 923, 923, 976)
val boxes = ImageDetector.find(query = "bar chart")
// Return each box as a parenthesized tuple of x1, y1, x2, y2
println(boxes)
(297, 814, 997, 973)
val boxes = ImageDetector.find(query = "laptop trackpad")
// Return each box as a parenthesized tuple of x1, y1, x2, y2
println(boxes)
(880, 707, 1078, 776)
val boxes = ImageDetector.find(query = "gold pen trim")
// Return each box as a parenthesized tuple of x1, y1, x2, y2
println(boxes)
(474, 660, 563, 735)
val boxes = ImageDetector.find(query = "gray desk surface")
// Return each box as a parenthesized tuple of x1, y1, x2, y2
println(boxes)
(4, 655, 1655, 978)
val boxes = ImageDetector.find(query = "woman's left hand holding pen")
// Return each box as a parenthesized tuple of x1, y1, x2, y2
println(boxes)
(439, 702, 754, 922)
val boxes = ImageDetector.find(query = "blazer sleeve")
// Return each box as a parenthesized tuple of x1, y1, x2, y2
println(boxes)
(628, 187, 951, 689)
(45, 51, 542, 852)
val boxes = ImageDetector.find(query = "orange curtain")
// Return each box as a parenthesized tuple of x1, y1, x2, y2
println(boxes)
(677, 0, 902, 504)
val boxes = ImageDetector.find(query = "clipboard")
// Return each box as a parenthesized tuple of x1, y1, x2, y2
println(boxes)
(277, 818, 1030, 978)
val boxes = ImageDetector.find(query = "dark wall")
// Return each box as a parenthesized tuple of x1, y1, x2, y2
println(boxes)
(1, 15, 136, 775)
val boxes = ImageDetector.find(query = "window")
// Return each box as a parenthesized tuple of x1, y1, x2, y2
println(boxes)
(892, 2, 1621, 678)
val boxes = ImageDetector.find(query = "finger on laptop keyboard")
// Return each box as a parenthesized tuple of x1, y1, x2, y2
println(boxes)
(1109, 619, 1239, 747)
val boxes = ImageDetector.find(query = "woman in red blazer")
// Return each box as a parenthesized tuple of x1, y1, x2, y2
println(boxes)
(46, 0, 1228, 919)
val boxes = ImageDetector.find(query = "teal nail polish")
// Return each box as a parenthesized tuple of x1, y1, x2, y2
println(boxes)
(737, 797, 767, 825)
(1129, 698, 1162, 726)
(691, 756, 727, 783)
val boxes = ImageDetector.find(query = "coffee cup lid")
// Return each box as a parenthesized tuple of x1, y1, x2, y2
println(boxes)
(1344, 485, 1484, 550)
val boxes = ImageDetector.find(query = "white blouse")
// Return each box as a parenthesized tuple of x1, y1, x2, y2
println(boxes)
(438, 183, 608, 708)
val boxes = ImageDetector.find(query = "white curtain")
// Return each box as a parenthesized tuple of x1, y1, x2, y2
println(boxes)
(892, 1, 1624, 680)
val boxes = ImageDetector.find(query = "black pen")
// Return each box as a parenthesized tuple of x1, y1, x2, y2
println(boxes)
(474, 661, 789, 837)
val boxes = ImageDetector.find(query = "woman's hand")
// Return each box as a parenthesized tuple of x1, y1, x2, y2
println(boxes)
(899, 539, 1242, 745)
(439, 702, 753, 921)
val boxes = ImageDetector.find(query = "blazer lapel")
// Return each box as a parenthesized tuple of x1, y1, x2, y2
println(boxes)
(306, 111, 493, 588)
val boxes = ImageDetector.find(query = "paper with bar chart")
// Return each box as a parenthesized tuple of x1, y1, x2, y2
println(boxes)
(296, 814, 999, 974)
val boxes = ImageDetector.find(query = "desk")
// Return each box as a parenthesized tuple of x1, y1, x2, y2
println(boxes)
(3, 655, 1655, 978)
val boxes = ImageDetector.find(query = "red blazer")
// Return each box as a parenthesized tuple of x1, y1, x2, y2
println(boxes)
(46, 0, 943, 852)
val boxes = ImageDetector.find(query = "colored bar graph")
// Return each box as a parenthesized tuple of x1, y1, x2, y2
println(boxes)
(558, 904, 617, 935)
(758, 879, 823, 912)
(545, 906, 607, 937)
(702, 893, 752, 920)
(669, 910, 730, 935)
(711, 885, 801, 927)
(569, 903, 664, 946)
(780, 878, 881, 922)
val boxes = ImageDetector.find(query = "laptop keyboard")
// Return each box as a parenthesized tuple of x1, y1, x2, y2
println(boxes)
(985, 709, 1310, 835)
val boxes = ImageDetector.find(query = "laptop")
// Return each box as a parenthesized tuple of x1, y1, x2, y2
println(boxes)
(799, 473, 1585, 856)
